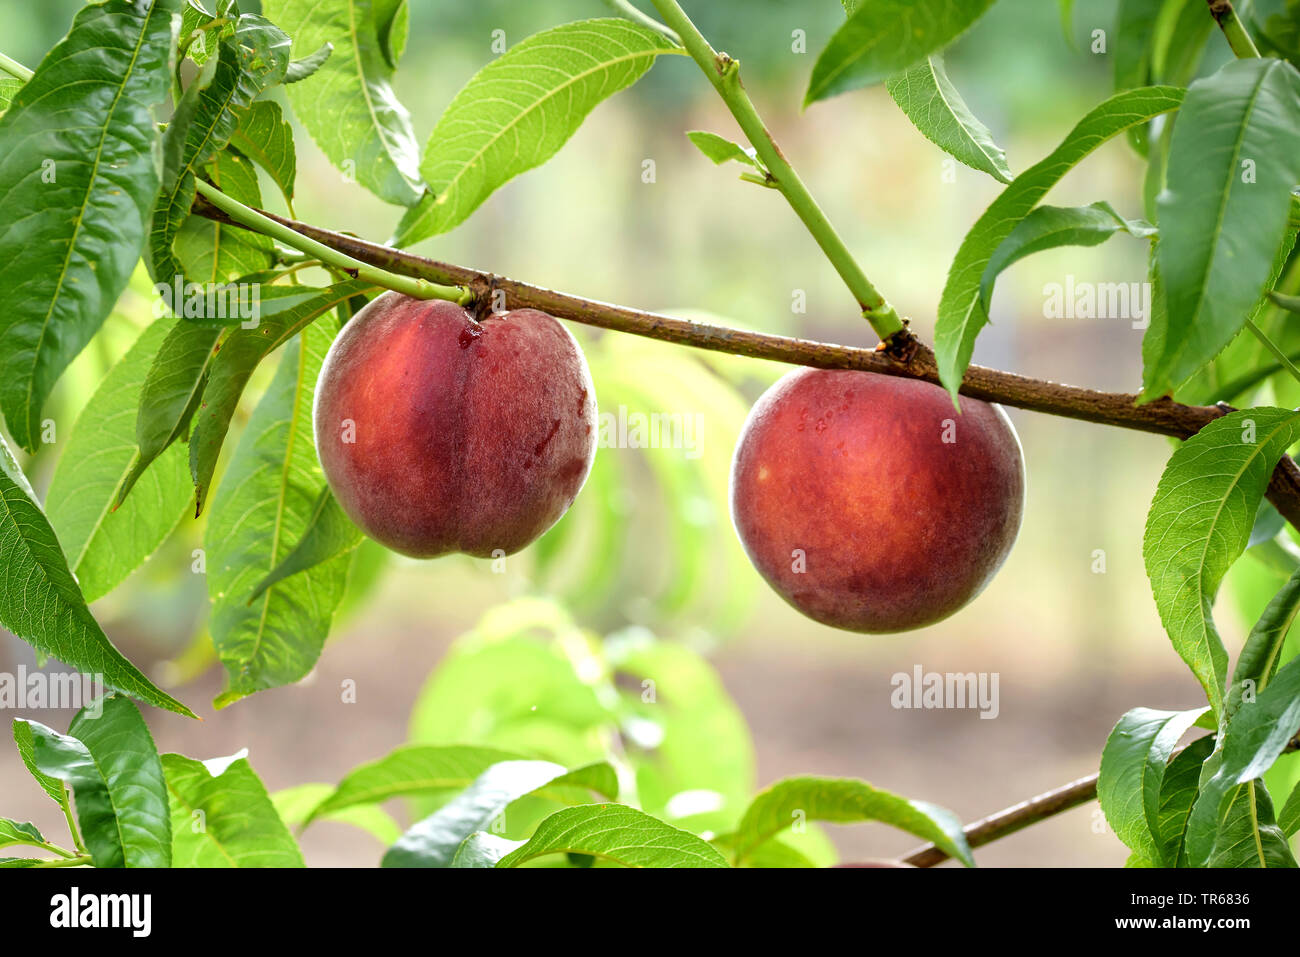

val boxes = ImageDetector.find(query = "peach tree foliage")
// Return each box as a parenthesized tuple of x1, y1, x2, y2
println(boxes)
(0, 0, 1294, 867)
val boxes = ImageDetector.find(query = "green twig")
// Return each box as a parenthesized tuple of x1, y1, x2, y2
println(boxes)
(0, 51, 34, 82)
(1244, 318, 1300, 387)
(648, 0, 907, 343)
(602, 0, 681, 44)
(61, 796, 87, 856)
(1207, 0, 1261, 58)
(32, 854, 92, 868)
(193, 180, 473, 305)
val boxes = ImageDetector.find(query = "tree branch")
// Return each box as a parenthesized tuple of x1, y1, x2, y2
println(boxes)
(896, 733, 1300, 867)
(190, 195, 1300, 528)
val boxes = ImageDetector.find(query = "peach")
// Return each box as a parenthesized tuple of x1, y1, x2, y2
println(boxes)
(313, 293, 596, 558)
(730, 369, 1024, 633)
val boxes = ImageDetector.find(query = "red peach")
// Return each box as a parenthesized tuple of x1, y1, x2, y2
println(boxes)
(730, 368, 1024, 633)
(313, 293, 597, 558)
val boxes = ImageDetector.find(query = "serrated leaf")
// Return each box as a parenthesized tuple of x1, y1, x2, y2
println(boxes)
(263, 0, 423, 205)
(163, 753, 304, 866)
(0, 436, 193, 717)
(979, 202, 1155, 311)
(935, 86, 1184, 401)
(496, 804, 729, 868)
(383, 760, 618, 868)
(284, 43, 334, 84)
(20, 697, 170, 867)
(230, 100, 297, 203)
(730, 776, 973, 867)
(270, 783, 401, 844)
(247, 487, 362, 601)
(1218, 654, 1300, 785)
(1097, 707, 1207, 863)
(116, 321, 221, 509)
(1153, 734, 1215, 866)
(1206, 780, 1296, 867)
(190, 281, 374, 515)
(151, 14, 290, 286)
(686, 131, 760, 168)
(0, 819, 44, 852)
(1280, 779, 1300, 836)
(12, 720, 70, 811)
(1226, 563, 1300, 720)
(205, 322, 354, 706)
(885, 55, 1012, 183)
(303, 745, 524, 825)
(1143, 59, 1300, 399)
(0, 0, 180, 450)
(1114, 0, 1166, 93)
(806, 0, 995, 105)
(1144, 408, 1300, 717)
(394, 19, 680, 246)
(45, 319, 193, 602)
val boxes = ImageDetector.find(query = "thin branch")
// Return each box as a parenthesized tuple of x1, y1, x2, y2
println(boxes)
(193, 180, 472, 305)
(902, 773, 1100, 868)
(896, 734, 1300, 866)
(1207, 0, 1262, 58)
(191, 195, 1300, 529)
(648, 0, 907, 342)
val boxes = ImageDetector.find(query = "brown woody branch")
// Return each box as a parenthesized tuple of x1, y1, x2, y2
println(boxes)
(191, 196, 1300, 528)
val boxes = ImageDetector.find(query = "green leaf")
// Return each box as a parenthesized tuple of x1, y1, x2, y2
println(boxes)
(1218, 654, 1300, 785)
(1280, 779, 1300, 836)
(284, 42, 334, 84)
(383, 760, 618, 868)
(1226, 563, 1300, 720)
(373, 0, 408, 70)
(729, 776, 973, 867)
(686, 131, 760, 168)
(1153, 734, 1215, 866)
(935, 86, 1184, 401)
(450, 832, 522, 868)
(0, 0, 180, 450)
(206, 322, 354, 707)
(163, 752, 305, 866)
(1097, 707, 1207, 863)
(229, 100, 297, 203)
(0, 76, 23, 114)
(304, 745, 525, 825)
(20, 697, 171, 867)
(271, 783, 401, 845)
(1144, 408, 1300, 717)
(116, 322, 221, 509)
(496, 804, 729, 868)
(0, 819, 44, 852)
(394, 19, 680, 246)
(247, 487, 362, 601)
(0, 436, 194, 717)
(806, 0, 995, 105)
(1207, 780, 1296, 867)
(1114, 0, 1166, 93)
(979, 202, 1155, 311)
(1272, 291, 1300, 314)
(12, 720, 70, 811)
(885, 55, 1012, 183)
(190, 281, 374, 515)
(45, 319, 193, 603)
(263, 0, 423, 205)
(1144, 59, 1300, 399)
(151, 14, 290, 286)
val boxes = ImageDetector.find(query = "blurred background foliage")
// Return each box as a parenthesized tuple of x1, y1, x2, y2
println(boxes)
(5, 0, 1300, 865)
